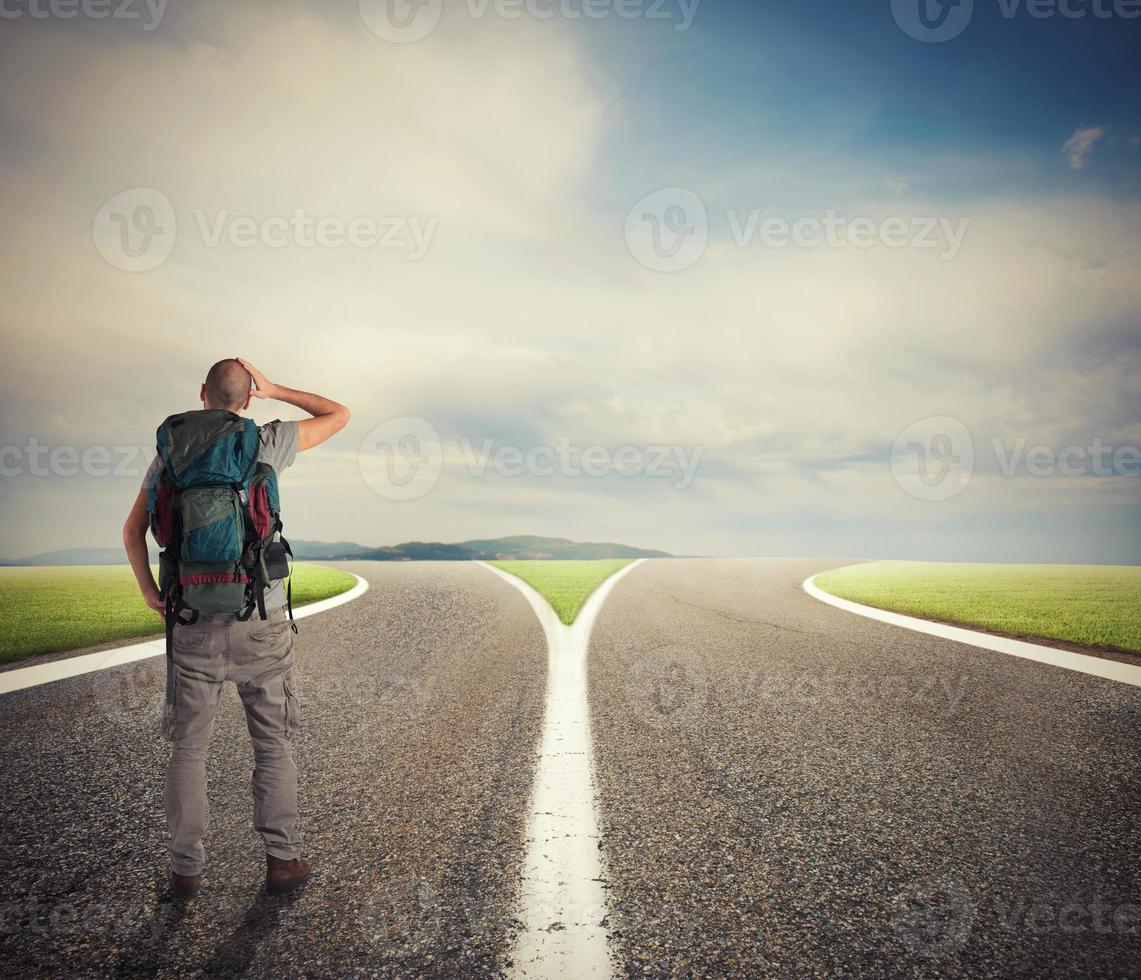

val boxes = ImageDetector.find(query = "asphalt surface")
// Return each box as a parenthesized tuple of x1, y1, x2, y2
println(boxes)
(588, 558, 1141, 978)
(0, 561, 546, 978)
(3, 557, 1138, 979)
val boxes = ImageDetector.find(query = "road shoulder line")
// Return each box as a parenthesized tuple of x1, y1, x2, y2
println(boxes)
(0, 573, 370, 697)
(803, 574, 1141, 687)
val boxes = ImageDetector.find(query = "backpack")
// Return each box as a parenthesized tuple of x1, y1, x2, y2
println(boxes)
(147, 410, 296, 655)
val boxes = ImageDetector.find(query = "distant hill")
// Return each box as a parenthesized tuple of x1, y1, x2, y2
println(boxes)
(2, 536, 670, 565)
(291, 535, 671, 561)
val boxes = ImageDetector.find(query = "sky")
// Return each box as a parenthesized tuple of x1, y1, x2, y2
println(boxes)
(0, 0, 1138, 563)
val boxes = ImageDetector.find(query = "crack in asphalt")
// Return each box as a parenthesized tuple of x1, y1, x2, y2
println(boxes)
(656, 588, 813, 635)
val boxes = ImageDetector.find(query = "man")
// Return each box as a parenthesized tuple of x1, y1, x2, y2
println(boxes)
(122, 357, 349, 899)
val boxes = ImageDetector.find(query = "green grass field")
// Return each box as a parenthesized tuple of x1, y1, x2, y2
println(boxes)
(490, 559, 634, 625)
(0, 563, 357, 664)
(814, 561, 1141, 653)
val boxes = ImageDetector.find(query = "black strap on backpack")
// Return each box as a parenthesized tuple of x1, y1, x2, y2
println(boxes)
(234, 447, 271, 623)
(236, 514, 298, 634)
(163, 489, 200, 706)
(163, 584, 199, 706)
(236, 548, 267, 623)
(164, 592, 176, 706)
(164, 589, 200, 655)
(280, 534, 298, 634)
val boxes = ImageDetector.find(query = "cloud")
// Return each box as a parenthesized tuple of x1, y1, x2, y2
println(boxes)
(0, 6, 1138, 563)
(1061, 126, 1107, 170)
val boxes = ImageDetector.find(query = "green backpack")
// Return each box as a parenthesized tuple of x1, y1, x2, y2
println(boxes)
(147, 410, 296, 693)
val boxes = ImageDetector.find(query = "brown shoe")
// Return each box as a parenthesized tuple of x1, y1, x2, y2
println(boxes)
(266, 854, 313, 895)
(169, 870, 202, 900)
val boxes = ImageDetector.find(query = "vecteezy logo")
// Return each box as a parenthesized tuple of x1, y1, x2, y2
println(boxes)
(358, 416, 443, 501)
(91, 660, 164, 735)
(358, 877, 445, 946)
(890, 416, 973, 501)
(891, 0, 973, 42)
(91, 187, 177, 272)
(624, 187, 709, 273)
(624, 649, 708, 729)
(358, 0, 443, 43)
(891, 876, 974, 958)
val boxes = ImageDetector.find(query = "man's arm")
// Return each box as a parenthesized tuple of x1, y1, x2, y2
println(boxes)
(123, 488, 163, 615)
(237, 358, 350, 452)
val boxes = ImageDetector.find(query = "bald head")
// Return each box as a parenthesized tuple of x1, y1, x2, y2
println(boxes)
(202, 358, 252, 411)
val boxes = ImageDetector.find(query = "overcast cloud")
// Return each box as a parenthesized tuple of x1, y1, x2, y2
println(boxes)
(0, 2, 1138, 563)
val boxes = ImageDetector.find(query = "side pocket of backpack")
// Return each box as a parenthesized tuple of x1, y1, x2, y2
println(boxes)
(148, 480, 175, 548)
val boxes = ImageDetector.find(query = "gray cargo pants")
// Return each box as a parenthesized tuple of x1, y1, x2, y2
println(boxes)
(163, 605, 301, 876)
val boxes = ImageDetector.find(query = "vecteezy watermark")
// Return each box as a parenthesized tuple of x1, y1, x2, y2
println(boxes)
(92, 188, 177, 273)
(357, 417, 704, 501)
(623, 649, 709, 730)
(621, 662, 972, 731)
(992, 437, 1141, 478)
(92, 187, 438, 272)
(358, 417, 445, 502)
(309, 669, 441, 719)
(624, 188, 710, 273)
(624, 187, 970, 272)
(357, 873, 506, 949)
(0, 892, 133, 939)
(191, 210, 437, 257)
(459, 438, 702, 487)
(993, 896, 1140, 936)
(892, 876, 976, 958)
(0, 440, 152, 478)
(890, 416, 975, 502)
(358, 0, 701, 43)
(732, 667, 972, 717)
(0, 0, 168, 30)
(359, 877, 447, 945)
(891, 417, 1141, 501)
(892, 875, 1139, 959)
(892, 0, 1140, 43)
(91, 660, 164, 736)
(891, 0, 976, 42)
(724, 209, 970, 259)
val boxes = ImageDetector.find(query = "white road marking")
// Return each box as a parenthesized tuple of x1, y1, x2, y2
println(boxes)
(803, 574, 1141, 688)
(0, 573, 370, 696)
(481, 559, 645, 980)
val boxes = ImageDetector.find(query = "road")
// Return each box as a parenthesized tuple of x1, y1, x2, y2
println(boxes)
(588, 558, 1141, 978)
(1, 557, 1138, 978)
(0, 562, 547, 979)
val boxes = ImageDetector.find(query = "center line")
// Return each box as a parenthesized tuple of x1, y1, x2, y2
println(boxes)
(481, 559, 644, 979)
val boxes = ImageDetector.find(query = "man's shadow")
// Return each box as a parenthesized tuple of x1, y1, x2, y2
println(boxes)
(109, 879, 192, 978)
(110, 876, 302, 978)
(200, 890, 304, 977)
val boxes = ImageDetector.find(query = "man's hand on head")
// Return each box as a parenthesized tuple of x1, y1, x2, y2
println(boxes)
(228, 363, 349, 451)
(237, 358, 278, 399)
